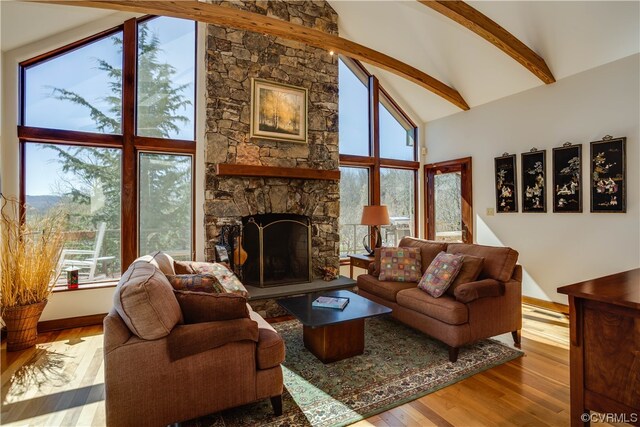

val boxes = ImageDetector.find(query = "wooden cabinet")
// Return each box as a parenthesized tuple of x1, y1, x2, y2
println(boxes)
(558, 269, 640, 426)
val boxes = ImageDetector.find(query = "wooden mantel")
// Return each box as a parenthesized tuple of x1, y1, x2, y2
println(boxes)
(216, 164, 340, 181)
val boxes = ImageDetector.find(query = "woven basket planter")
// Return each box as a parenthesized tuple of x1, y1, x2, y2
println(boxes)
(2, 300, 47, 351)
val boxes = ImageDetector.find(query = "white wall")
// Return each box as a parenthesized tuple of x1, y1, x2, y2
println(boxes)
(1, 16, 208, 321)
(424, 54, 640, 304)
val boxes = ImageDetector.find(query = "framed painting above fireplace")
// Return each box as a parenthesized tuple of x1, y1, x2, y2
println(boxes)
(250, 78, 308, 143)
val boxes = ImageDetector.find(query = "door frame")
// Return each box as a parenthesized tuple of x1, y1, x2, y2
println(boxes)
(424, 157, 473, 243)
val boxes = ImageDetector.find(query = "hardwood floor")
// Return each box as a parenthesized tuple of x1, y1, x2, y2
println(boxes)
(0, 305, 607, 426)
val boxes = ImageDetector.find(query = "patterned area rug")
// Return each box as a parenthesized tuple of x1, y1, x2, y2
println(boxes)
(187, 317, 523, 427)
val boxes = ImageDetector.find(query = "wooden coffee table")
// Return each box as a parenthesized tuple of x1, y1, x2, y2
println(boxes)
(277, 290, 392, 363)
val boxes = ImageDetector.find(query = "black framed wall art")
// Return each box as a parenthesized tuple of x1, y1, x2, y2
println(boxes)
(552, 143, 582, 213)
(521, 149, 546, 212)
(590, 135, 626, 213)
(495, 154, 518, 213)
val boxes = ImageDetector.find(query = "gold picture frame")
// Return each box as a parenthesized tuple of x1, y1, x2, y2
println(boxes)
(250, 78, 308, 143)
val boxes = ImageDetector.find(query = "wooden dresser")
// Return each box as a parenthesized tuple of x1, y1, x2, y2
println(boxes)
(558, 269, 640, 426)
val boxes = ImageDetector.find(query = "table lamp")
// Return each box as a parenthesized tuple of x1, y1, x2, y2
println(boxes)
(360, 205, 391, 256)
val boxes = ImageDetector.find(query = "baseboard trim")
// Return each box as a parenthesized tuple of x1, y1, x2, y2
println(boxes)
(523, 296, 569, 315)
(37, 313, 107, 333)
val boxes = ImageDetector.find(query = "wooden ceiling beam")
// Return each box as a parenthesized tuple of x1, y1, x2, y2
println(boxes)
(34, 0, 470, 110)
(419, 0, 555, 84)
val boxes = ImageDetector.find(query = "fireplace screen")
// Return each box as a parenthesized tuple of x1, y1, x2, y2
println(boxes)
(241, 214, 312, 287)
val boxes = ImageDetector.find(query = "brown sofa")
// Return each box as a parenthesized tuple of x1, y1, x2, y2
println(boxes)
(104, 252, 285, 426)
(357, 237, 522, 362)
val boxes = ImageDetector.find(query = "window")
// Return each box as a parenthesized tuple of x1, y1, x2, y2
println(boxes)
(19, 16, 197, 283)
(380, 168, 415, 246)
(137, 17, 195, 140)
(139, 153, 192, 258)
(25, 144, 122, 283)
(338, 59, 369, 156)
(338, 58, 418, 255)
(338, 167, 369, 256)
(24, 32, 123, 134)
(379, 94, 416, 161)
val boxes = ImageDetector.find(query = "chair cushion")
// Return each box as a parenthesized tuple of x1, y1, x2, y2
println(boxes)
(379, 247, 422, 282)
(113, 261, 182, 340)
(446, 243, 519, 282)
(357, 274, 417, 302)
(250, 311, 286, 369)
(185, 262, 249, 297)
(397, 237, 448, 273)
(396, 288, 468, 325)
(174, 291, 250, 324)
(135, 251, 176, 276)
(166, 274, 226, 294)
(446, 255, 485, 297)
(418, 252, 464, 298)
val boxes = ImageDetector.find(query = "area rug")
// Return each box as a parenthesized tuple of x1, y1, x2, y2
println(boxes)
(186, 317, 523, 427)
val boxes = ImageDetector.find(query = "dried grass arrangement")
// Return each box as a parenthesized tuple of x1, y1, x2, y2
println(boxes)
(1, 194, 66, 350)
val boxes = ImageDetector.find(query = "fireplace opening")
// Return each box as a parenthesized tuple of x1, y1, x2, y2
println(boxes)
(241, 213, 312, 287)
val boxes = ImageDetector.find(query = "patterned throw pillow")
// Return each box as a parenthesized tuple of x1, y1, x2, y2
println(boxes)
(418, 252, 464, 298)
(378, 247, 422, 282)
(187, 262, 249, 298)
(166, 274, 226, 294)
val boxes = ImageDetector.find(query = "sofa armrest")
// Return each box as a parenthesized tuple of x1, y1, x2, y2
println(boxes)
(167, 318, 259, 361)
(103, 309, 133, 354)
(454, 278, 504, 303)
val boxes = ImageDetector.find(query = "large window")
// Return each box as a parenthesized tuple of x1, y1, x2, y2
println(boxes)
(338, 58, 418, 256)
(19, 16, 196, 284)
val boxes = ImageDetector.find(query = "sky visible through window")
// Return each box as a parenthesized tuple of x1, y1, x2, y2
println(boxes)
(25, 32, 123, 134)
(338, 59, 369, 156)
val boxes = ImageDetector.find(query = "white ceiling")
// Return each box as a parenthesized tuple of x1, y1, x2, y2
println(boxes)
(2, 1, 639, 123)
(329, 0, 640, 123)
(0, 1, 125, 52)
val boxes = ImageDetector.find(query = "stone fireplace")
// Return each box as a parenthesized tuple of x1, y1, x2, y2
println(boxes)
(203, 0, 340, 284)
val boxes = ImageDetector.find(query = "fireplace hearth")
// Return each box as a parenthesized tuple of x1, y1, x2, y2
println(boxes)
(241, 214, 312, 287)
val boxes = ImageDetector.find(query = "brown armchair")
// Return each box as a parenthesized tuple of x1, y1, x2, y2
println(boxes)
(104, 253, 284, 426)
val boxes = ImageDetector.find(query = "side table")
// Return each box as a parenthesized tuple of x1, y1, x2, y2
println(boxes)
(347, 254, 374, 279)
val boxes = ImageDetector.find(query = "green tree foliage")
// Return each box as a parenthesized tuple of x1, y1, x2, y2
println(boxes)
(43, 20, 193, 265)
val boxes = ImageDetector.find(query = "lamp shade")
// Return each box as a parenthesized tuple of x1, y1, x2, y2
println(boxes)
(360, 205, 391, 226)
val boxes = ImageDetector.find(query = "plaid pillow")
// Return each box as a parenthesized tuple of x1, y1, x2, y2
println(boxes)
(418, 252, 464, 298)
(166, 274, 227, 294)
(378, 247, 422, 282)
(188, 262, 249, 298)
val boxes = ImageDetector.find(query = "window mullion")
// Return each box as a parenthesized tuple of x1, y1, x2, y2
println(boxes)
(370, 75, 381, 206)
(121, 18, 138, 270)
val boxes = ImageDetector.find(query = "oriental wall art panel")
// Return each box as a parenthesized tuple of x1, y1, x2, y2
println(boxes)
(590, 136, 626, 213)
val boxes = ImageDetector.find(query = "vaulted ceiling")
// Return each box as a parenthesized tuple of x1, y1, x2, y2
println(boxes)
(330, 1, 640, 122)
(2, 1, 639, 123)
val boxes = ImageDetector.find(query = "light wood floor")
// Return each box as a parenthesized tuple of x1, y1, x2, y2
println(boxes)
(0, 304, 604, 426)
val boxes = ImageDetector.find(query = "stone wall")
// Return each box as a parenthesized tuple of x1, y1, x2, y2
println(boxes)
(204, 0, 340, 279)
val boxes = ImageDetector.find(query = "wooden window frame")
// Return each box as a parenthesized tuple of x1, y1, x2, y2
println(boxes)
(338, 57, 419, 252)
(18, 16, 197, 275)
